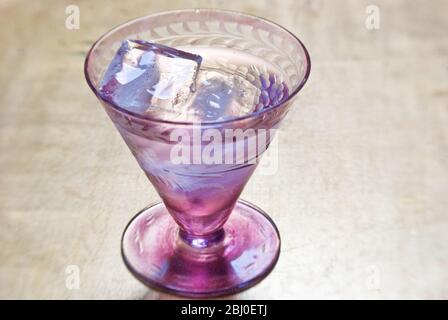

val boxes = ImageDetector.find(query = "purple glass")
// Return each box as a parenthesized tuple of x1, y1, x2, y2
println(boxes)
(85, 9, 310, 297)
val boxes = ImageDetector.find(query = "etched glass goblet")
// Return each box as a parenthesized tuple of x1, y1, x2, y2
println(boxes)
(85, 9, 310, 297)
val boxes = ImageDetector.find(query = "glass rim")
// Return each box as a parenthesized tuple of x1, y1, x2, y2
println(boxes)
(84, 8, 311, 126)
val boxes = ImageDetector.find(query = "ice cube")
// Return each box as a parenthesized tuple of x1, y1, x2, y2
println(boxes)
(99, 39, 202, 115)
(186, 70, 260, 121)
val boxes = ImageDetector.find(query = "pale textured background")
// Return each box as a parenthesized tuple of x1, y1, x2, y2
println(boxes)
(0, 0, 447, 299)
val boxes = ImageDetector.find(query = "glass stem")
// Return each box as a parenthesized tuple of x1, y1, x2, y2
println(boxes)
(179, 228, 225, 248)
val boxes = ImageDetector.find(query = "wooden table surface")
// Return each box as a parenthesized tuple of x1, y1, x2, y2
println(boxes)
(1, 0, 447, 299)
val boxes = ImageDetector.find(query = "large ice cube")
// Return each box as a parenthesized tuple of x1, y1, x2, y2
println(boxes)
(99, 39, 202, 115)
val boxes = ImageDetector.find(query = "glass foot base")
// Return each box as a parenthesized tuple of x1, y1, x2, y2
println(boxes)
(121, 200, 281, 297)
